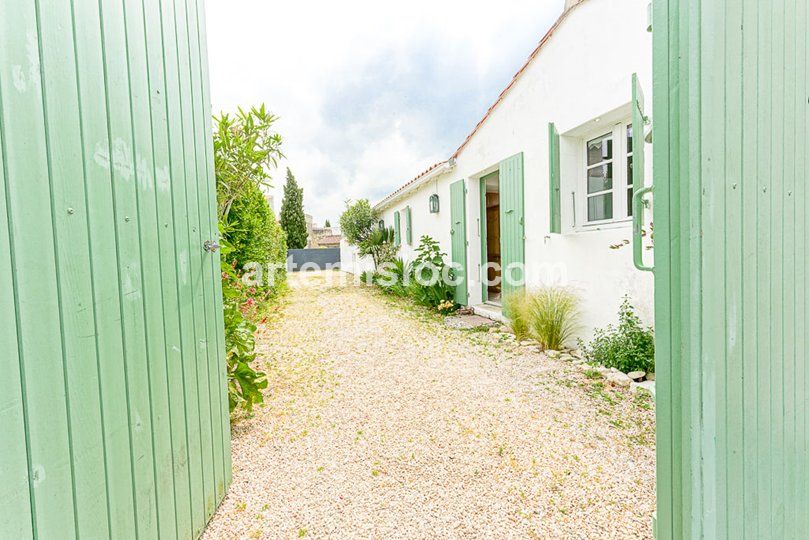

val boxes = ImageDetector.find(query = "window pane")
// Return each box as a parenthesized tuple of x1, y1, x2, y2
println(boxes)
(588, 193, 613, 221)
(587, 134, 613, 165)
(626, 125, 633, 154)
(627, 155, 634, 186)
(587, 163, 613, 193)
(627, 187, 634, 217)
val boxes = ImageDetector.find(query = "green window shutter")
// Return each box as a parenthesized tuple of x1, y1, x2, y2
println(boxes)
(548, 123, 561, 233)
(405, 206, 413, 245)
(631, 73, 646, 190)
(449, 180, 468, 305)
(393, 211, 401, 246)
(499, 152, 525, 307)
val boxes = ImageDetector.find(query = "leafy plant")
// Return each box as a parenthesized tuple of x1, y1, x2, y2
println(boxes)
(359, 226, 398, 268)
(503, 292, 532, 341)
(374, 257, 411, 297)
(505, 288, 579, 348)
(527, 288, 579, 350)
(340, 199, 378, 246)
(220, 243, 268, 412)
(408, 236, 456, 309)
(223, 182, 287, 295)
(213, 104, 283, 220)
(581, 297, 655, 373)
(280, 168, 308, 249)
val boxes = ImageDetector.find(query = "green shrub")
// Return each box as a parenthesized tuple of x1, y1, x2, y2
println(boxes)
(503, 292, 532, 341)
(374, 257, 411, 297)
(223, 182, 287, 297)
(581, 297, 655, 373)
(505, 288, 579, 348)
(340, 199, 378, 246)
(527, 288, 579, 350)
(220, 250, 268, 412)
(408, 236, 456, 309)
(359, 226, 398, 268)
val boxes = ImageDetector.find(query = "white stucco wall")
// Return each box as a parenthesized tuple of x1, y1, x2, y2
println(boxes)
(349, 0, 655, 340)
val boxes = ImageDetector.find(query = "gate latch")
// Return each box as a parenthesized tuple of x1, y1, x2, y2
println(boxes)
(203, 240, 220, 253)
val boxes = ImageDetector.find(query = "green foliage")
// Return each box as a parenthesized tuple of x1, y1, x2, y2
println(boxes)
(503, 292, 532, 341)
(340, 199, 378, 246)
(220, 244, 268, 412)
(505, 288, 580, 349)
(581, 297, 655, 373)
(324, 219, 331, 228)
(223, 182, 287, 293)
(407, 236, 455, 309)
(213, 104, 283, 220)
(280, 168, 308, 249)
(359, 226, 398, 268)
(373, 257, 411, 297)
(214, 103, 286, 414)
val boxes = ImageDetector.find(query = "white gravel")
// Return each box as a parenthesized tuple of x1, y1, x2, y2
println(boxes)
(202, 271, 656, 539)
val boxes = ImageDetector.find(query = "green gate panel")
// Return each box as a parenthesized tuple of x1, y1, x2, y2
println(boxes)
(450, 180, 468, 305)
(653, 0, 808, 538)
(548, 124, 561, 234)
(499, 153, 525, 305)
(393, 210, 401, 246)
(0, 0, 230, 538)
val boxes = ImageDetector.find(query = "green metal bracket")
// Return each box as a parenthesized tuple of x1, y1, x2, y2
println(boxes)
(633, 185, 654, 272)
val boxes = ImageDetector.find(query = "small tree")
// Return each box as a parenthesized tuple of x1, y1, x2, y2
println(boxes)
(213, 104, 283, 220)
(324, 219, 331, 228)
(280, 168, 308, 249)
(340, 199, 377, 246)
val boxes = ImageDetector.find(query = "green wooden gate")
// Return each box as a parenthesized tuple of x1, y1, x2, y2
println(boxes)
(450, 179, 468, 305)
(652, 0, 808, 537)
(0, 0, 230, 538)
(499, 153, 525, 304)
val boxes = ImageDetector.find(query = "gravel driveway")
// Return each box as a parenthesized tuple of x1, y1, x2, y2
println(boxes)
(202, 271, 656, 539)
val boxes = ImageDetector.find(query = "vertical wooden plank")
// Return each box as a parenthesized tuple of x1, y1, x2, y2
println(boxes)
(97, 0, 159, 535)
(741, 0, 761, 534)
(175, 0, 216, 525)
(755, 1, 774, 536)
(0, 1, 77, 536)
(769, 0, 786, 534)
(165, 0, 206, 533)
(121, 0, 179, 535)
(71, 0, 138, 535)
(187, 0, 227, 507)
(651, 0, 674, 535)
(36, 0, 113, 535)
(0, 88, 35, 540)
(144, 0, 195, 535)
(722, 0, 744, 535)
(781, 0, 798, 535)
(193, 0, 232, 493)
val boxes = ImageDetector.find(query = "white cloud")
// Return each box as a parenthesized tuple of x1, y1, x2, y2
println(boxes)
(206, 0, 564, 224)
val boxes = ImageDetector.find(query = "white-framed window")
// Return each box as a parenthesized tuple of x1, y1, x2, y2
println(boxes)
(582, 121, 634, 225)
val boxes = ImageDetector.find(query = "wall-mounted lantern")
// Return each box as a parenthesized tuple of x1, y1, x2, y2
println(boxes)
(429, 194, 440, 214)
(378, 219, 385, 230)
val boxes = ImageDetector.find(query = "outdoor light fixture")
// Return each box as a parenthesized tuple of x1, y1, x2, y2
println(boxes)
(429, 194, 440, 213)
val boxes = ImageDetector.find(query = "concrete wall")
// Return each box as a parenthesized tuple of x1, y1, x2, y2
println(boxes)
(347, 0, 654, 340)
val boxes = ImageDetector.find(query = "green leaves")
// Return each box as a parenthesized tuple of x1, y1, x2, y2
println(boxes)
(339, 199, 377, 246)
(581, 297, 655, 374)
(214, 105, 283, 221)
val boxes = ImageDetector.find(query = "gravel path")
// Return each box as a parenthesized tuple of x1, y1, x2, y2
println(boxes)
(203, 271, 656, 539)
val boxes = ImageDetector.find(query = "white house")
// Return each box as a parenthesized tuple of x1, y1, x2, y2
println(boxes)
(342, 0, 655, 339)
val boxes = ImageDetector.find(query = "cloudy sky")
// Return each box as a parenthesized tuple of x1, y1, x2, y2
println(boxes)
(206, 0, 564, 225)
